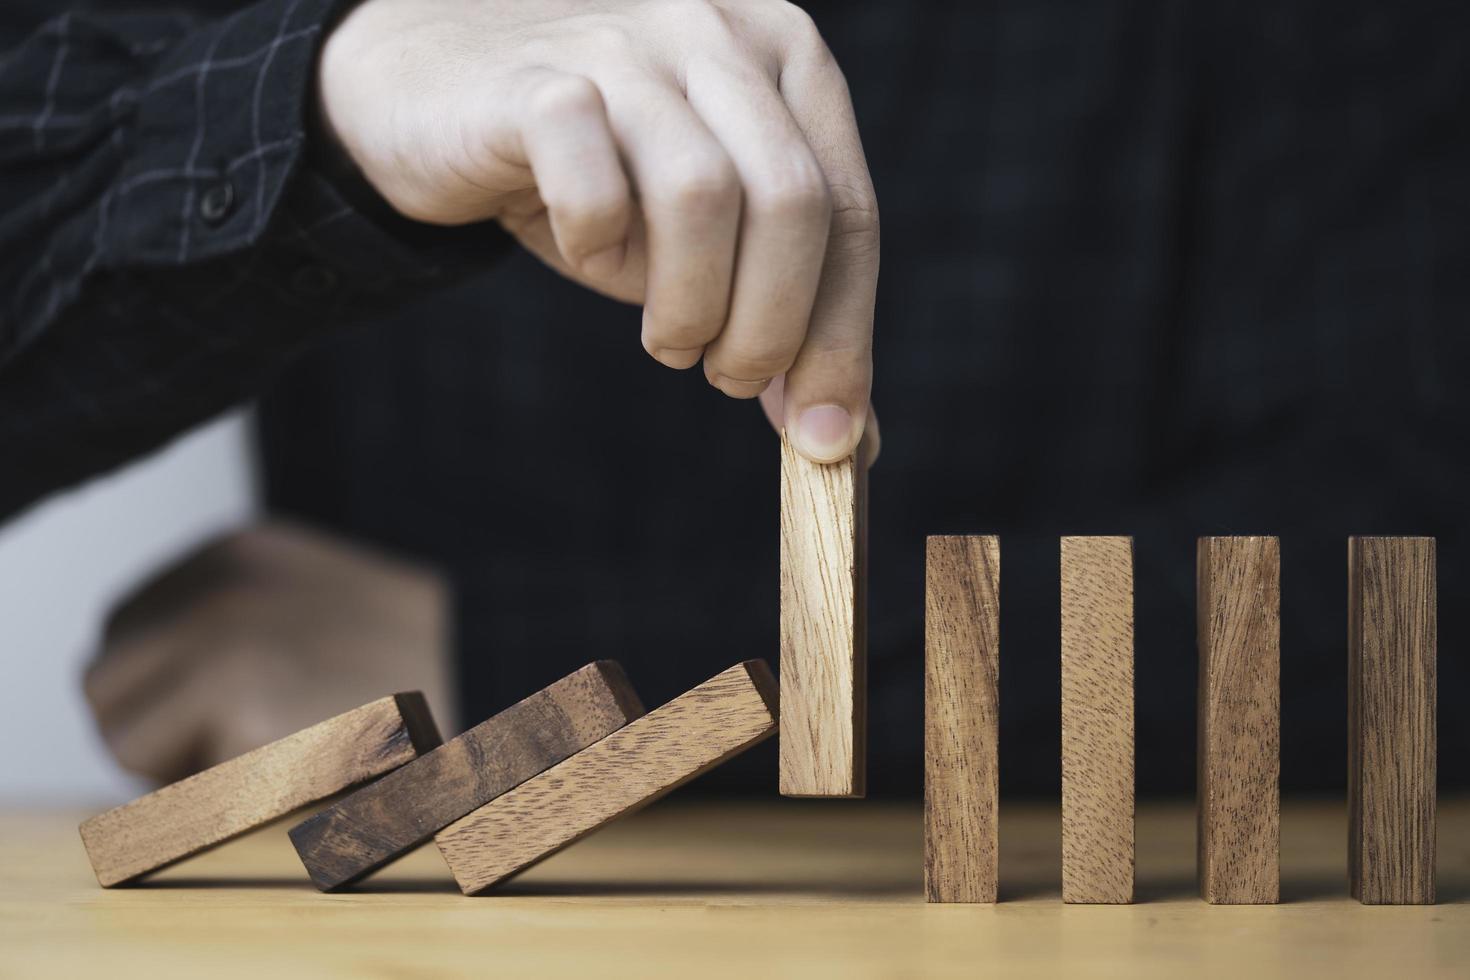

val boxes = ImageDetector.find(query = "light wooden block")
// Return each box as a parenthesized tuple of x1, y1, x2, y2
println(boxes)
(79, 693, 440, 887)
(437, 661, 779, 894)
(1061, 535, 1135, 904)
(924, 534, 1000, 903)
(289, 662, 644, 890)
(1349, 536, 1437, 904)
(1196, 535, 1280, 904)
(779, 434, 867, 798)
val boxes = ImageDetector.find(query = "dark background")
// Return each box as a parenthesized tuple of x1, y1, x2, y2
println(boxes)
(258, 1, 1470, 798)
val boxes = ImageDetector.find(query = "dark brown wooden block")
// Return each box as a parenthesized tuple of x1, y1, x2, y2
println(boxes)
(1349, 536, 1437, 905)
(924, 535, 1000, 903)
(289, 662, 644, 890)
(1196, 536, 1280, 904)
(79, 694, 440, 887)
(1061, 535, 1135, 904)
(437, 661, 778, 894)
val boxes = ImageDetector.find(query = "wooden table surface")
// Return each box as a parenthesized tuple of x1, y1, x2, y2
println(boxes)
(3, 799, 1466, 978)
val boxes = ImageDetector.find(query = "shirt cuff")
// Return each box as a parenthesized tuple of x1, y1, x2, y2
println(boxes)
(103, 0, 343, 266)
(248, 162, 513, 316)
(102, 0, 511, 306)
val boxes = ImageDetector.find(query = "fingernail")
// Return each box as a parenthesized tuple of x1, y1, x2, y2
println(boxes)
(651, 347, 703, 370)
(708, 373, 771, 398)
(795, 404, 854, 462)
(579, 242, 625, 279)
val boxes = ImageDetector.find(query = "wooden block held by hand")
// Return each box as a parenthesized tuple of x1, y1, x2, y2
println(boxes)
(925, 535, 999, 903)
(1061, 536, 1135, 904)
(437, 661, 778, 895)
(1349, 536, 1437, 905)
(1196, 536, 1280, 904)
(779, 435, 867, 798)
(289, 662, 644, 890)
(79, 694, 441, 887)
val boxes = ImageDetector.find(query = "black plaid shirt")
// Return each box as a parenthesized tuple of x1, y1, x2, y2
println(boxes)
(0, 0, 506, 519)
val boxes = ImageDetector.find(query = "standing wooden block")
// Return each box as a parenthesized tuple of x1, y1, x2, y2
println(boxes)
(924, 535, 1000, 904)
(1060, 536, 1135, 904)
(1349, 536, 1437, 905)
(289, 662, 644, 890)
(779, 435, 867, 798)
(1196, 535, 1280, 904)
(437, 661, 778, 894)
(79, 694, 440, 887)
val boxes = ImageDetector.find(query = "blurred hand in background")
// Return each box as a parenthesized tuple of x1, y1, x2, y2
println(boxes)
(84, 522, 457, 784)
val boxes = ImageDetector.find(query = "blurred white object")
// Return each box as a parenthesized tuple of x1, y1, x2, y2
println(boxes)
(0, 411, 257, 804)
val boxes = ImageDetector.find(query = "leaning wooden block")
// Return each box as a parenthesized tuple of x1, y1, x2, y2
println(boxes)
(1196, 535, 1280, 904)
(925, 535, 999, 903)
(289, 662, 644, 890)
(779, 434, 867, 798)
(79, 693, 440, 887)
(1349, 536, 1437, 905)
(1061, 536, 1135, 904)
(437, 660, 778, 894)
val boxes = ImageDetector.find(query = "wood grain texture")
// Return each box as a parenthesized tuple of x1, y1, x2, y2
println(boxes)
(779, 434, 867, 798)
(437, 661, 779, 894)
(924, 535, 1000, 903)
(288, 662, 645, 890)
(79, 694, 440, 887)
(1060, 536, 1135, 904)
(1348, 536, 1437, 905)
(1196, 536, 1280, 904)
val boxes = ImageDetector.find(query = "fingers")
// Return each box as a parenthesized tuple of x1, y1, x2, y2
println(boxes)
(93, 659, 209, 784)
(686, 64, 830, 398)
(604, 79, 742, 370)
(772, 45, 880, 463)
(496, 69, 646, 302)
(514, 71, 634, 282)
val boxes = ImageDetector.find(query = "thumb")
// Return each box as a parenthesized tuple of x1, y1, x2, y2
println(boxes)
(759, 374, 881, 468)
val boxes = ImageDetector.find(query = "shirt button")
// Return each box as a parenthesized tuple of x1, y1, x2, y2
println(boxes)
(199, 179, 235, 225)
(291, 264, 339, 297)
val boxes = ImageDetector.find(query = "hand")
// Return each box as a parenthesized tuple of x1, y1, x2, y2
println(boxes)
(84, 523, 457, 784)
(317, 0, 879, 463)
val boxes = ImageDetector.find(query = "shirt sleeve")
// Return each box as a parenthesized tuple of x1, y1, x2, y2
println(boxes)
(0, 1, 511, 520)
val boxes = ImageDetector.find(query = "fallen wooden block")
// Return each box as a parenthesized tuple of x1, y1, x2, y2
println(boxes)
(779, 435, 867, 798)
(289, 662, 644, 890)
(1349, 536, 1437, 905)
(1060, 535, 1135, 904)
(924, 534, 1000, 904)
(1196, 535, 1280, 904)
(437, 660, 779, 894)
(79, 693, 440, 887)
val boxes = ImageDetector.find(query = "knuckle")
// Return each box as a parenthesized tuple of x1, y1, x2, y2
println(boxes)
(709, 342, 797, 380)
(525, 73, 603, 121)
(661, 0, 727, 32)
(575, 21, 636, 58)
(552, 187, 629, 238)
(776, 2, 823, 44)
(769, 0, 832, 62)
(750, 162, 830, 224)
(664, 157, 740, 216)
